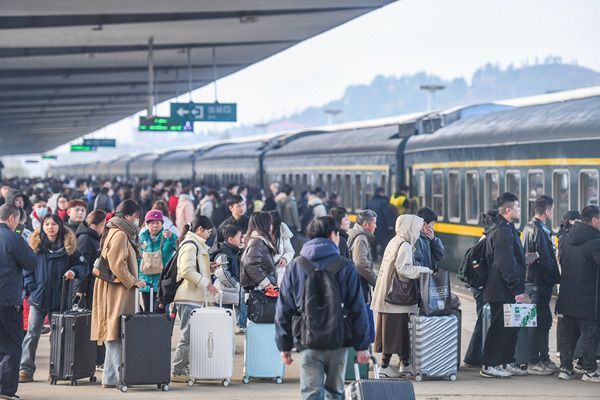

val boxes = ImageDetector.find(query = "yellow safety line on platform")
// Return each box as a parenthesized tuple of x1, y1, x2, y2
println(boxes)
(412, 158, 600, 170)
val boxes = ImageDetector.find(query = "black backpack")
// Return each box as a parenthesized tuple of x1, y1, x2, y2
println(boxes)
(457, 235, 489, 289)
(296, 256, 348, 350)
(300, 204, 316, 233)
(158, 240, 199, 306)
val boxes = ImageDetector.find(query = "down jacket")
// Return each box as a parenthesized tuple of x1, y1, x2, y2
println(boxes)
(174, 232, 214, 305)
(240, 232, 277, 289)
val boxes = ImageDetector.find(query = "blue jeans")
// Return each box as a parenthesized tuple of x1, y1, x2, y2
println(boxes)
(300, 348, 347, 400)
(238, 290, 247, 329)
(171, 304, 196, 376)
(20, 305, 48, 375)
(102, 340, 121, 386)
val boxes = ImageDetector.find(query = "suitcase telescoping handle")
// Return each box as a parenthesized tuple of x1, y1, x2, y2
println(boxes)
(203, 289, 224, 308)
(354, 355, 380, 381)
(134, 287, 154, 313)
(59, 277, 74, 313)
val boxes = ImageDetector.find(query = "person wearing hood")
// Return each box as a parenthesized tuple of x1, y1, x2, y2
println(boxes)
(371, 214, 432, 378)
(276, 185, 301, 233)
(19, 214, 88, 383)
(275, 216, 370, 399)
(556, 205, 600, 382)
(65, 199, 88, 234)
(269, 211, 295, 286)
(330, 207, 351, 259)
(7, 190, 32, 231)
(175, 191, 195, 235)
(29, 196, 51, 232)
(240, 212, 277, 291)
(480, 192, 527, 379)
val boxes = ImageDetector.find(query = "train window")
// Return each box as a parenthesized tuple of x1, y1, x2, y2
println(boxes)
(344, 174, 353, 210)
(432, 171, 444, 220)
(552, 170, 570, 231)
(580, 170, 599, 208)
(466, 171, 479, 224)
(327, 174, 333, 194)
(335, 174, 342, 195)
(484, 171, 500, 213)
(355, 175, 363, 210)
(417, 171, 426, 209)
(448, 171, 460, 222)
(528, 171, 545, 220)
(380, 175, 387, 194)
(364, 174, 373, 208)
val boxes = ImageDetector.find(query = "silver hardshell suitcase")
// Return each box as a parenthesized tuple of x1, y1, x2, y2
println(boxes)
(409, 314, 458, 381)
(187, 296, 235, 387)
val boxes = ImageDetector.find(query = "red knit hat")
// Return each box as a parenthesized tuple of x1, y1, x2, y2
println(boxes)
(145, 209, 164, 223)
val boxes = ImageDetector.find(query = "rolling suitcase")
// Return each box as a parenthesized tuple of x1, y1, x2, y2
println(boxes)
(49, 280, 97, 386)
(409, 314, 459, 381)
(242, 321, 285, 384)
(119, 288, 172, 393)
(345, 356, 415, 400)
(188, 293, 234, 387)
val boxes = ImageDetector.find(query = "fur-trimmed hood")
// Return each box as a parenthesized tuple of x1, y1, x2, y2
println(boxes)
(29, 228, 77, 255)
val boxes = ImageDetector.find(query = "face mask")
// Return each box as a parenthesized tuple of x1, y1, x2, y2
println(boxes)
(36, 208, 48, 219)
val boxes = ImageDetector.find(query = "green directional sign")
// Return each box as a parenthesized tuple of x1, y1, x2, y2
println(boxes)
(138, 116, 194, 132)
(83, 139, 116, 147)
(70, 144, 96, 152)
(41, 154, 58, 160)
(170, 102, 237, 122)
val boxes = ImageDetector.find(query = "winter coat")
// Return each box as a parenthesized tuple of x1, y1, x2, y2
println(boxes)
(366, 194, 396, 245)
(218, 214, 249, 241)
(482, 215, 526, 304)
(138, 228, 178, 293)
(522, 218, 560, 286)
(274, 223, 295, 285)
(348, 224, 377, 303)
(339, 230, 350, 260)
(140, 216, 179, 237)
(24, 229, 88, 313)
(174, 232, 214, 305)
(276, 193, 301, 232)
(209, 242, 241, 285)
(176, 194, 195, 234)
(371, 215, 430, 314)
(74, 221, 101, 296)
(94, 193, 114, 213)
(199, 196, 215, 220)
(275, 237, 370, 352)
(91, 227, 139, 344)
(0, 223, 37, 306)
(557, 221, 600, 321)
(240, 232, 277, 289)
(168, 195, 178, 221)
(307, 195, 327, 219)
(413, 233, 445, 270)
(65, 219, 81, 235)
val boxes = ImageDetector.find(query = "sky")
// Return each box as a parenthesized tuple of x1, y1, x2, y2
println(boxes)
(18, 0, 600, 169)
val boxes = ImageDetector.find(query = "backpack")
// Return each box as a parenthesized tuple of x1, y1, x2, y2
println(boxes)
(296, 256, 348, 350)
(158, 240, 199, 306)
(299, 204, 316, 233)
(457, 235, 489, 288)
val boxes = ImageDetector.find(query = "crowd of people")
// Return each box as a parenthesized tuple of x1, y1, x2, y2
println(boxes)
(0, 176, 599, 400)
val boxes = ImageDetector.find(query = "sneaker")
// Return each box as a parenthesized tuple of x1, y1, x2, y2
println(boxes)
(504, 364, 528, 376)
(96, 365, 104, 372)
(558, 368, 576, 380)
(170, 374, 190, 383)
(0, 394, 20, 400)
(574, 362, 585, 374)
(527, 362, 553, 376)
(543, 360, 560, 373)
(379, 364, 401, 378)
(582, 368, 600, 383)
(40, 326, 51, 335)
(480, 365, 512, 378)
(18, 371, 32, 383)
(399, 362, 411, 376)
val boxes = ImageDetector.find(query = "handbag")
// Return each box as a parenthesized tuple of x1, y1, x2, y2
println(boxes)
(246, 289, 277, 323)
(385, 272, 418, 306)
(140, 236, 164, 275)
(92, 255, 119, 284)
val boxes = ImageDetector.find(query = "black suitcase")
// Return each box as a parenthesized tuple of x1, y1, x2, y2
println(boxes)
(345, 356, 415, 400)
(119, 288, 172, 393)
(49, 280, 97, 386)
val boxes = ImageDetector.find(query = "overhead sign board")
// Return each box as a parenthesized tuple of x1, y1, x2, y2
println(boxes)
(170, 102, 237, 122)
(83, 139, 116, 147)
(25, 159, 40, 164)
(41, 154, 58, 160)
(138, 116, 194, 132)
(70, 144, 96, 152)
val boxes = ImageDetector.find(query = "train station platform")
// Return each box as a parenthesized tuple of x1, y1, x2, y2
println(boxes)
(16, 279, 598, 400)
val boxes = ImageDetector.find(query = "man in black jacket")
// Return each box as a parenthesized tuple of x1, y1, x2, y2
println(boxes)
(0, 205, 37, 399)
(366, 188, 396, 258)
(481, 192, 527, 379)
(522, 195, 561, 375)
(556, 205, 600, 382)
(218, 195, 249, 241)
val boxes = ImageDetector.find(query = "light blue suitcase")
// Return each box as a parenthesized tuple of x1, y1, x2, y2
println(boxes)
(242, 322, 285, 384)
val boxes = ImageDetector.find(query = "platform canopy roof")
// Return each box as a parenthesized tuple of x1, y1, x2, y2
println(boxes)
(0, 0, 393, 155)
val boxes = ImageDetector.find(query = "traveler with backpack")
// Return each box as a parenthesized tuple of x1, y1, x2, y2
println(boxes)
(277, 185, 302, 233)
(171, 215, 218, 383)
(371, 214, 432, 378)
(300, 190, 327, 234)
(275, 216, 370, 400)
(480, 192, 527, 379)
(329, 207, 351, 259)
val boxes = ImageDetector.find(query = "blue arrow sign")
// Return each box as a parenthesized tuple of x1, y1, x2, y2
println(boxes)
(83, 139, 116, 147)
(170, 102, 237, 122)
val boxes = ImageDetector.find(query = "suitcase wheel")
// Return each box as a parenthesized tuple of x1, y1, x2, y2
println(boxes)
(90, 376, 97, 383)
(70, 380, 77, 386)
(415, 374, 423, 382)
(120, 385, 128, 393)
(242, 376, 250, 384)
(222, 379, 230, 387)
(186, 379, 194, 387)
(449, 374, 457, 382)
(275, 377, 283, 384)
(50, 378, 57, 385)
(161, 384, 170, 392)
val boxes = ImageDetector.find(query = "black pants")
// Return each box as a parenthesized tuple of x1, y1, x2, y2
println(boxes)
(558, 315, 600, 372)
(464, 288, 484, 366)
(482, 302, 519, 367)
(141, 291, 164, 314)
(526, 284, 553, 364)
(0, 305, 24, 396)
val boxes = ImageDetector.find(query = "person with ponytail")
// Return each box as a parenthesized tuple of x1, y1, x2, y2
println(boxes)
(171, 215, 218, 383)
(90, 199, 146, 389)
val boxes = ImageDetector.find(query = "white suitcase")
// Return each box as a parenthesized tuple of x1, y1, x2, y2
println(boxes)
(187, 304, 235, 387)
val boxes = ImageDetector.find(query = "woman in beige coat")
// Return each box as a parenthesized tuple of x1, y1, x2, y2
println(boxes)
(91, 200, 146, 388)
(171, 215, 218, 382)
(371, 214, 432, 378)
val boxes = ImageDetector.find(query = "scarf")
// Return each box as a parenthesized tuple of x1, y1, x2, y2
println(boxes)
(106, 217, 140, 257)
